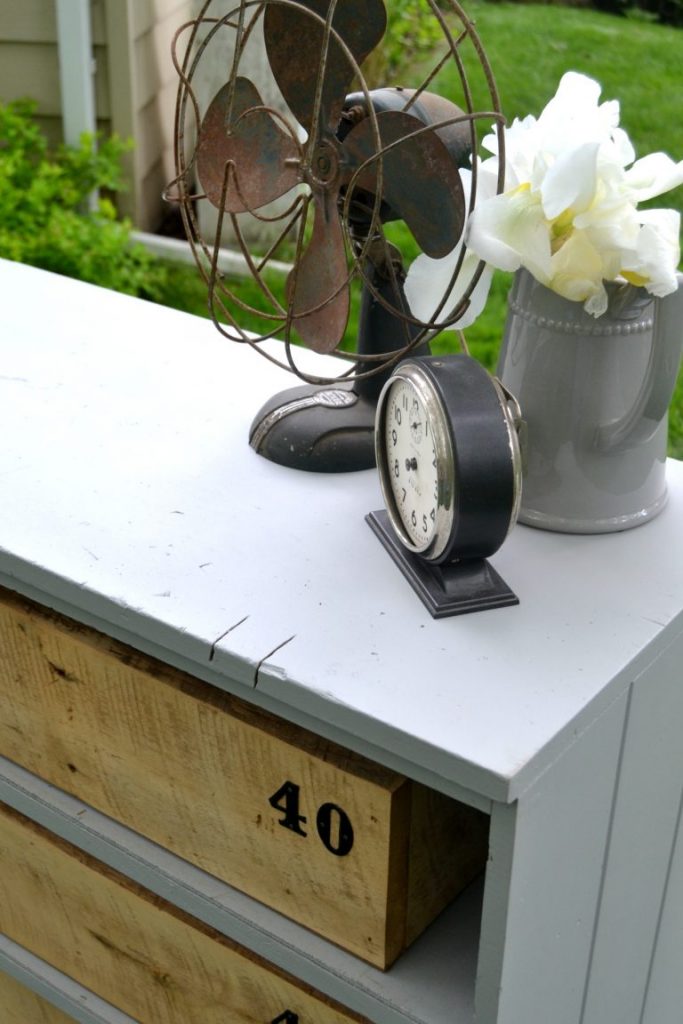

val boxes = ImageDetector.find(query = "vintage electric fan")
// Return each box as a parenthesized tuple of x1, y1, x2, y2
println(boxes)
(168, 0, 507, 474)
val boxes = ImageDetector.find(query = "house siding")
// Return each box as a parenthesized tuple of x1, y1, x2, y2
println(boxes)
(0, 0, 192, 230)
(130, 0, 192, 230)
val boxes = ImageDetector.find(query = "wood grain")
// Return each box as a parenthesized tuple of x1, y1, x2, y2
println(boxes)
(0, 803, 367, 1024)
(0, 587, 486, 968)
(406, 783, 489, 947)
(0, 970, 76, 1024)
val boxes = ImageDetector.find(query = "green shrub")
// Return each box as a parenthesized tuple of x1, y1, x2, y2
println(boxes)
(0, 98, 168, 299)
(386, 0, 443, 75)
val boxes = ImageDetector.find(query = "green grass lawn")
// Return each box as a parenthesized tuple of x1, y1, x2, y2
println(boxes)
(155, 1, 683, 455)
(437, 1, 683, 456)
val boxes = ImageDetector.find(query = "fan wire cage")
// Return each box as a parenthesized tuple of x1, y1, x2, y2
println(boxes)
(166, 0, 506, 388)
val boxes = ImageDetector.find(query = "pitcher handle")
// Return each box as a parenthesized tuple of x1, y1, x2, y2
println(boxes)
(597, 273, 683, 452)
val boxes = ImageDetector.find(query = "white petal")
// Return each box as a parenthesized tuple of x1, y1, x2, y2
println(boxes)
(598, 98, 621, 133)
(536, 72, 616, 155)
(453, 259, 494, 328)
(477, 155, 504, 195)
(404, 246, 494, 330)
(542, 71, 602, 125)
(404, 248, 460, 324)
(548, 230, 609, 315)
(541, 142, 600, 219)
(575, 199, 641, 262)
(467, 187, 552, 282)
(608, 127, 636, 168)
(482, 113, 535, 160)
(624, 152, 683, 202)
(584, 288, 609, 317)
(498, 117, 540, 185)
(530, 150, 552, 193)
(470, 160, 500, 204)
(620, 208, 682, 296)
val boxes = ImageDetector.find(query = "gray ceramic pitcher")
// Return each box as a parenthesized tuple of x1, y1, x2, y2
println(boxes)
(498, 269, 683, 533)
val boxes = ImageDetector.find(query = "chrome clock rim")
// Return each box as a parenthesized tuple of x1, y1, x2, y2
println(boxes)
(375, 365, 455, 560)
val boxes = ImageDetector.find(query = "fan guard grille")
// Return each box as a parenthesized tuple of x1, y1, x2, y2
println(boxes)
(167, 0, 506, 386)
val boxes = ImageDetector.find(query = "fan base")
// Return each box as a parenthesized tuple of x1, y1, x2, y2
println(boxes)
(366, 510, 519, 618)
(249, 383, 377, 472)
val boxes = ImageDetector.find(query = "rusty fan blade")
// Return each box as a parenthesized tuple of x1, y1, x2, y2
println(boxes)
(287, 192, 350, 353)
(263, 0, 387, 138)
(341, 110, 467, 258)
(196, 77, 301, 212)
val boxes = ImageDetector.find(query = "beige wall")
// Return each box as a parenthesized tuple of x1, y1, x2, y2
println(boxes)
(105, 0, 193, 229)
(0, 0, 192, 230)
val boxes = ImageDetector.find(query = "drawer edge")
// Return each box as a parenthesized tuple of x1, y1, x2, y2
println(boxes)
(0, 933, 137, 1024)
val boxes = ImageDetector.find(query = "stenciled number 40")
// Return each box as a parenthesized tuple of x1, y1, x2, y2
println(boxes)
(268, 780, 354, 857)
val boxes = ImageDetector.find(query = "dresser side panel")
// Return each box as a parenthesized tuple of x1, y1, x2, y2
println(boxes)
(582, 631, 683, 1023)
(477, 691, 628, 1024)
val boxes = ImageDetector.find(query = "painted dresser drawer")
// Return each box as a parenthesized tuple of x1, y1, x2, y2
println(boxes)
(0, 969, 76, 1024)
(0, 587, 488, 969)
(0, 804, 368, 1024)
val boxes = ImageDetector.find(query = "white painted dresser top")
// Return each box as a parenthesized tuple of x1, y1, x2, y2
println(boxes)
(1, 257, 681, 804)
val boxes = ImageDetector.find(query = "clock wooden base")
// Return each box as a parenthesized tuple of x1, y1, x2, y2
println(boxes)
(366, 510, 519, 618)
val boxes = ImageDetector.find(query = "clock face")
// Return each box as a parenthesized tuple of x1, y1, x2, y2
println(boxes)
(383, 377, 443, 552)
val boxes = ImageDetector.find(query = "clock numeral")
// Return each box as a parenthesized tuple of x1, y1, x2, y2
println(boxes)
(432, 456, 437, 468)
(394, 459, 399, 478)
(430, 507, 436, 521)
(395, 408, 402, 425)
(402, 393, 409, 411)
(268, 782, 354, 857)
(422, 514, 428, 533)
(401, 488, 407, 504)
(391, 429, 397, 446)
(411, 509, 417, 527)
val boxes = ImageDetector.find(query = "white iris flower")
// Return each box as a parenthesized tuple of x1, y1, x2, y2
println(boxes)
(406, 71, 683, 324)
(467, 71, 683, 316)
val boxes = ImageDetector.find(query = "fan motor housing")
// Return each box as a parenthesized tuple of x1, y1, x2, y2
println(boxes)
(340, 88, 472, 169)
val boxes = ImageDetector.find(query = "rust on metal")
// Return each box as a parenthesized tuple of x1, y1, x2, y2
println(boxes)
(263, 0, 387, 137)
(197, 77, 301, 212)
(286, 191, 350, 353)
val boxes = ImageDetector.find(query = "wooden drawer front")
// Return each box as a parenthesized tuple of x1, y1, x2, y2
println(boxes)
(0, 969, 76, 1024)
(0, 804, 366, 1024)
(0, 588, 488, 969)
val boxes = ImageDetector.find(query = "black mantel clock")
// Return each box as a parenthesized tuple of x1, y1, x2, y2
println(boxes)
(367, 354, 523, 618)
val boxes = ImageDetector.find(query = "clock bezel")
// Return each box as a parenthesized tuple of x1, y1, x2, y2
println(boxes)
(376, 364, 456, 560)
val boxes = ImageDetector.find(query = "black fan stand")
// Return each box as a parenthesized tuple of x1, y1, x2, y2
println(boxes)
(248, 256, 427, 473)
